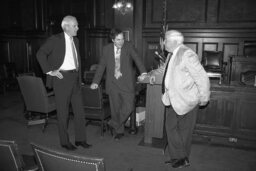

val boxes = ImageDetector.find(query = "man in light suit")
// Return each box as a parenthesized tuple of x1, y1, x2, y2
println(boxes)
(90, 28, 147, 140)
(37, 15, 91, 150)
(149, 30, 210, 168)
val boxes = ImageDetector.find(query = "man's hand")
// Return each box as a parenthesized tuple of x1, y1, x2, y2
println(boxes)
(48, 70, 63, 79)
(137, 73, 148, 82)
(199, 101, 209, 107)
(149, 75, 156, 84)
(90, 83, 98, 89)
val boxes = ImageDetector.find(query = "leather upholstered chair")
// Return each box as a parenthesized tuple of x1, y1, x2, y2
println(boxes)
(31, 143, 105, 171)
(81, 85, 110, 136)
(201, 50, 227, 84)
(17, 75, 56, 131)
(0, 140, 38, 171)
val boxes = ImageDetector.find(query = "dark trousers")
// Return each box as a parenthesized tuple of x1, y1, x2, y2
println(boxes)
(165, 106, 198, 159)
(53, 72, 87, 145)
(108, 87, 135, 134)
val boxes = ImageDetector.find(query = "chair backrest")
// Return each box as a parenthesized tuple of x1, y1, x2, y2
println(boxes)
(81, 85, 103, 109)
(0, 140, 24, 171)
(84, 71, 96, 85)
(17, 75, 50, 113)
(31, 143, 105, 171)
(202, 50, 223, 70)
(90, 64, 99, 71)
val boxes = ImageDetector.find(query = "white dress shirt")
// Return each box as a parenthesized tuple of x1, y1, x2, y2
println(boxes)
(59, 32, 77, 70)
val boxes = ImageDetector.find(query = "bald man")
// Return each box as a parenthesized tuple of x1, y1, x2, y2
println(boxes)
(37, 15, 91, 150)
(150, 30, 210, 168)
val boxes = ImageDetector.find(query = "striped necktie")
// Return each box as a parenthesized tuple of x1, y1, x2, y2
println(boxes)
(114, 48, 122, 79)
(70, 37, 78, 71)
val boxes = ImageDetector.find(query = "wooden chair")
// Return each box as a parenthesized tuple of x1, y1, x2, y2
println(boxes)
(31, 143, 105, 171)
(84, 71, 96, 85)
(0, 140, 38, 171)
(201, 50, 227, 84)
(17, 75, 56, 132)
(81, 85, 111, 136)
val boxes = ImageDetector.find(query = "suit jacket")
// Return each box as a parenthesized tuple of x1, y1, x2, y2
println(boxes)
(161, 44, 210, 115)
(93, 42, 146, 94)
(36, 32, 82, 88)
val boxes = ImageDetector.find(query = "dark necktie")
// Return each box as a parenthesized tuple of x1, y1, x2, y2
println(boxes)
(70, 37, 78, 71)
(161, 53, 172, 94)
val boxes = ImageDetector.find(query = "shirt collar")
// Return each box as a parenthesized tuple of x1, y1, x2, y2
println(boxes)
(64, 32, 72, 41)
(172, 44, 181, 56)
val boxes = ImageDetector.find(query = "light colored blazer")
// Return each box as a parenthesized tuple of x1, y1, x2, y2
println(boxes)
(162, 44, 210, 115)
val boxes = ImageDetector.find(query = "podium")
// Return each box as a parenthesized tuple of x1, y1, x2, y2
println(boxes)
(139, 73, 165, 144)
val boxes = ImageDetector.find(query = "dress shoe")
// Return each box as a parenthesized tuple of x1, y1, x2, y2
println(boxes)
(114, 133, 124, 140)
(61, 143, 77, 151)
(128, 128, 137, 135)
(172, 157, 190, 168)
(75, 141, 92, 149)
(164, 159, 178, 165)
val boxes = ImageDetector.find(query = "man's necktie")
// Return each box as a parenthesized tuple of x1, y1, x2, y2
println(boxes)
(114, 48, 122, 79)
(70, 37, 78, 71)
(161, 53, 172, 94)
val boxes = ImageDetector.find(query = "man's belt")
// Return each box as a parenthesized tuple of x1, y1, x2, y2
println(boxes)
(60, 69, 78, 73)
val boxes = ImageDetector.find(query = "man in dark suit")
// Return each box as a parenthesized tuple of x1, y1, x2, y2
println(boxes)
(36, 15, 91, 150)
(90, 28, 147, 140)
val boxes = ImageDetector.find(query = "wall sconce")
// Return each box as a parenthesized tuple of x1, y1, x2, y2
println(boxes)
(112, 0, 133, 15)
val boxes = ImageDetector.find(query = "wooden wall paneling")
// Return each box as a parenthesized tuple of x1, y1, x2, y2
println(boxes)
(195, 85, 256, 148)
(0, 41, 11, 64)
(27, 37, 47, 77)
(143, 0, 256, 28)
(218, 0, 256, 26)
(87, 29, 110, 70)
(9, 39, 28, 73)
(183, 42, 198, 54)
(236, 93, 256, 140)
(195, 87, 235, 137)
(244, 41, 256, 56)
(142, 36, 162, 71)
(223, 43, 239, 62)
(144, 0, 207, 28)
(134, 0, 143, 59)
(229, 56, 256, 84)
(206, 0, 219, 23)
(203, 43, 218, 51)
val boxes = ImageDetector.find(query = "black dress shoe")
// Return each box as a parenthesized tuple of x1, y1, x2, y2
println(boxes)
(75, 141, 92, 149)
(61, 143, 77, 151)
(128, 128, 137, 135)
(164, 159, 178, 165)
(172, 157, 190, 168)
(114, 133, 124, 140)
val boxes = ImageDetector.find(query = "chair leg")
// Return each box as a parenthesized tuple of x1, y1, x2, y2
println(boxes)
(42, 113, 49, 132)
(101, 120, 104, 137)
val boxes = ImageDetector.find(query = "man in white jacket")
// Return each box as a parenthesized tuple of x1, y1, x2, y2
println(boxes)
(150, 30, 210, 168)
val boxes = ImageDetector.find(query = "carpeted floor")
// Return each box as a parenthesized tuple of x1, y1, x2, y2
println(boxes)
(0, 91, 256, 171)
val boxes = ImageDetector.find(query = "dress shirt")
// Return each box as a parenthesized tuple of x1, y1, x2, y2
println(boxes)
(59, 32, 78, 71)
